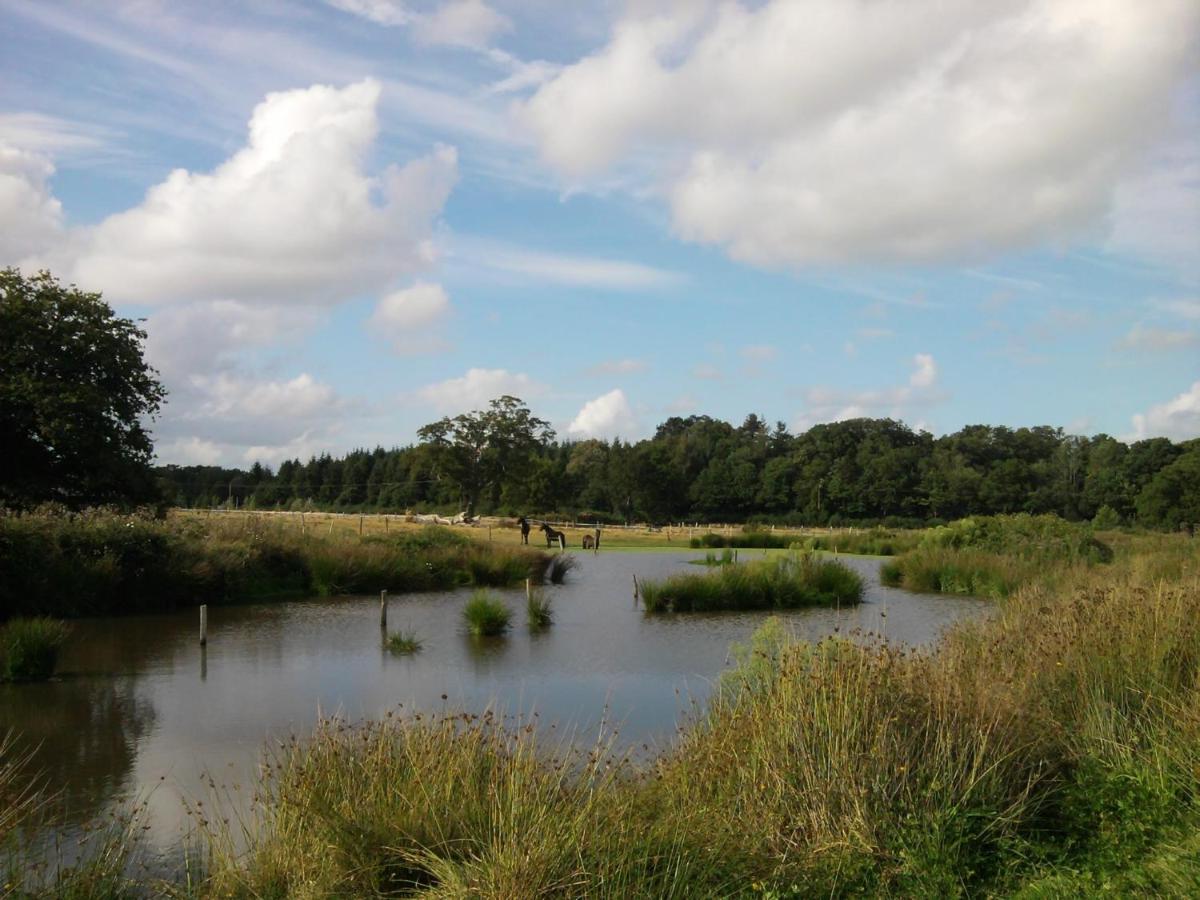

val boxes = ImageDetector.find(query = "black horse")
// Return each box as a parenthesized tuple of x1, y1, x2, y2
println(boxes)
(540, 522, 566, 550)
(518, 516, 531, 545)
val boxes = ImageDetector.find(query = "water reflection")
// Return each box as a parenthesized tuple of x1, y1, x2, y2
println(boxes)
(4, 550, 987, 855)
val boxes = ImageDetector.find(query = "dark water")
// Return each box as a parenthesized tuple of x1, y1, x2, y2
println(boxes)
(1, 550, 988, 858)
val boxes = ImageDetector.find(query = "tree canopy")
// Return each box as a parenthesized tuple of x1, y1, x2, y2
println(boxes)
(156, 396, 1198, 532)
(1, 268, 166, 508)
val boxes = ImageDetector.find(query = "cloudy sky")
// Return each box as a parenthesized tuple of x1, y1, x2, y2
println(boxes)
(2, 0, 1198, 465)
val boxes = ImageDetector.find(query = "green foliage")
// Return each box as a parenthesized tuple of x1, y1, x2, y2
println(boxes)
(462, 590, 511, 636)
(641, 552, 864, 612)
(920, 513, 1112, 563)
(1092, 504, 1122, 530)
(385, 631, 423, 654)
(156, 407, 1194, 531)
(1, 269, 166, 509)
(1135, 447, 1200, 530)
(793, 527, 923, 556)
(417, 395, 555, 515)
(0, 617, 69, 681)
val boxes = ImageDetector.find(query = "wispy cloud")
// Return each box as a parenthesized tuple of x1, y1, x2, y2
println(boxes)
(452, 237, 686, 289)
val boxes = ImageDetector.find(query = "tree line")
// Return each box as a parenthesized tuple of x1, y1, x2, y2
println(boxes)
(155, 398, 1200, 530)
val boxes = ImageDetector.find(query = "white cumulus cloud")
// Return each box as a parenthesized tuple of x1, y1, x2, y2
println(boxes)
(369, 282, 452, 353)
(0, 143, 63, 262)
(568, 389, 638, 439)
(1129, 381, 1200, 441)
(60, 79, 457, 307)
(416, 368, 546, 414)
(521, 1, 1199, 268)
(793, 353, 944, 431)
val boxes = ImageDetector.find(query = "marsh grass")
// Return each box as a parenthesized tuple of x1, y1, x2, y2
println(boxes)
(200, 713, 741, 898)
(0, 511, 549, 618)
(526, 588, 553, 629)
(0, 617, 69, 681)
(547, 553, 577, 584)
(881, 514, 1110, 598)
(689, 530, 792, 549)
(794, 526, 923, 556)
(640, 552, 864, 612)
(462, 591, 512, 636)
(695, 549, 735, 566)
(386, 630, 423, 654)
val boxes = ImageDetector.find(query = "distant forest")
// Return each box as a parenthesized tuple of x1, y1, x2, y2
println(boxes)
(154, 404, 1199, 530)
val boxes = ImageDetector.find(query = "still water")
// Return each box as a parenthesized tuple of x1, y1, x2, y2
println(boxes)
(1, 550, 987, 858)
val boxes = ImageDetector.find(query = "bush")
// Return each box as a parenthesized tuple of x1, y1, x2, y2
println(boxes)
(0, 617, 69, 681)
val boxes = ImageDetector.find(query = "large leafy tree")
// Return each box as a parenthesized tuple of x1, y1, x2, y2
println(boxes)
(1, 269, 166, 508)
(417, 396, 554, 515)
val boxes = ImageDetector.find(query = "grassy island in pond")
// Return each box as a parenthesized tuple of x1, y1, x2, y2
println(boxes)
(641, 552, 864, 612)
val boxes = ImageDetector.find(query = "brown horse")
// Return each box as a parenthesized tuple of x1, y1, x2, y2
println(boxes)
(582, 534, 594, 549)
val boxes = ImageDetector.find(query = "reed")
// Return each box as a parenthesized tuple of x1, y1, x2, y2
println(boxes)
(689, 530, 792, 549)
(640, 552, 864, 613)
(462, 591, 512, 636)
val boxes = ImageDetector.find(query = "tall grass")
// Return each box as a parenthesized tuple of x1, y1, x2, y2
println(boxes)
(462, 591, 512, 636)
(200, 714, 740, 898)
(793, 526, 923, 556)
(0, 617, 69, 681)
(640, 552, 864, 612)
(883, 513, 1112, 597)
(0, 510, 549, 619)
(689, 530, 792, 549)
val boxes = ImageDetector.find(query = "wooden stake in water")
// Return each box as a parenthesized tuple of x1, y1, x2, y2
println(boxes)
(380, 590, 388, 628)
(526, 578, 532, 603)
(632, 574, 639, 600)
(594, 527, 601, 555)
(199, 604, 208, 646)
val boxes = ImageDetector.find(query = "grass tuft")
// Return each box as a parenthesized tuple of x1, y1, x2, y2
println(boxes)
(462, 591, 512, 636)
(0, 617, 69, 681)
(547, 553, 577, 585)
(526, 589, 553, 629)
(385, 630, 423, 654)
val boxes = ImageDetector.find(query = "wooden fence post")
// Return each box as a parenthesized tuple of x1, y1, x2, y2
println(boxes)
(380, 590, 388, 628)
(199, 605, 208, 646)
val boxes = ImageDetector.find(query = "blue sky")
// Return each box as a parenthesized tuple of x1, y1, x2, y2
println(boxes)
(2, 0, 1198, 466)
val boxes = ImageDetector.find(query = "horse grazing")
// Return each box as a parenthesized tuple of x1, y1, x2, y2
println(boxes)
(517, 516, 531, 545)
(541, 522, 566, 550)
(582, 534, 594, 550)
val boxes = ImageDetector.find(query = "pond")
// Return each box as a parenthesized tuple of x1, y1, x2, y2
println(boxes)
(1, 550, 988, 864)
